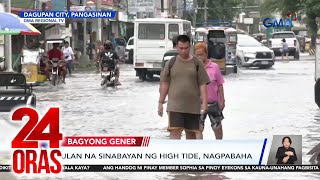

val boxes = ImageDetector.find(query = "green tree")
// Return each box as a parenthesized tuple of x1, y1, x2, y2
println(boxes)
(305, 0, 320, 47)
(260, 0, 304, 18)
(195, 0, 242, 26)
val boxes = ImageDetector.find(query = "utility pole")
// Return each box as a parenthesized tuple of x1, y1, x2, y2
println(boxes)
(82, 0, 90, 62)
(161, 0, 164, 12)
(168, 0, 172, 17)
(204, 0, 207, 21)
(96, 0, 102, 42)
(66, 0, 71, 27)
(183, 0, 186, 19)
(5, 0, 12, 72)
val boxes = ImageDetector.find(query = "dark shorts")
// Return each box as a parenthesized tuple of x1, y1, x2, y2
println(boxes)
(200, 111, 224, 130)
(282, 49, 289, 55)
(168, 112, 201, 132)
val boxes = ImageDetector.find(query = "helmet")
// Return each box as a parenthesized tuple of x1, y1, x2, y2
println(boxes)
(104, 40, 113, 49)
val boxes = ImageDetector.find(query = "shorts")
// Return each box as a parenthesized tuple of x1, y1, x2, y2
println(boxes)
(282, 49, 289, 55)
(200, 111, 224, 130)
(167, 112, 201, 132)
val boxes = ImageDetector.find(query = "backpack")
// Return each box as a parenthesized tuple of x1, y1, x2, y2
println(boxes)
(101, 51, 116, 68)
(168, 56, 199, 76)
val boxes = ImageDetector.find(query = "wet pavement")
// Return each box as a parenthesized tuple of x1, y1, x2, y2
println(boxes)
(1, 56, 320, 179)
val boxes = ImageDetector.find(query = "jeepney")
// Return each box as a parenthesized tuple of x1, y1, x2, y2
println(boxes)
(206, 27, 238, 74)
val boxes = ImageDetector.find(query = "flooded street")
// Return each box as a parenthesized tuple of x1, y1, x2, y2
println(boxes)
(1, 57, 320, 179)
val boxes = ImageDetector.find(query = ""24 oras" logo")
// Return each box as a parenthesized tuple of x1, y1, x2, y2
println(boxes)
(11, 107, 63, 174)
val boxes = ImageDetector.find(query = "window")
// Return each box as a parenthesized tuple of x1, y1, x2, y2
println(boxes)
(116, 38, 126, 46)
(272, 33, 295, 39)
(183, 22, 192, 39)
(128, 39, 134, 45)
(183, 23, 187, 34)
(238, 35, 261, 47)
(138, 24, 165, 40)
(169, 24, 179, 40)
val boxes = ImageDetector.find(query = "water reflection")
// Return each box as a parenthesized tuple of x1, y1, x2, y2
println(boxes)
(168, 172, 229, 180)
(306, 110, 320, 165)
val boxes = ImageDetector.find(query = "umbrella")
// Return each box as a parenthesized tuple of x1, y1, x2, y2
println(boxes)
(0, 12, 41, 35)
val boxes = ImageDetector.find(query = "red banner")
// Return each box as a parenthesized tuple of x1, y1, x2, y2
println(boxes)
(62, 136, 150, 147)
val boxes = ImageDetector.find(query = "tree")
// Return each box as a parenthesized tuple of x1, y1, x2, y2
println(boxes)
(260, 0, 304, 18)
(195, 0, 242, 26)
(305, 0, 320, 47)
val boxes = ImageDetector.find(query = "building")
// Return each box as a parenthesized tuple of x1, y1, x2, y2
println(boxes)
(129, 0, 185, 19)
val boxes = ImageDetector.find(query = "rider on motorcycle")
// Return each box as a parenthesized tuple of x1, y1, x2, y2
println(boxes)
(45, 43, 67, 83)
(99, 40, 121, 85)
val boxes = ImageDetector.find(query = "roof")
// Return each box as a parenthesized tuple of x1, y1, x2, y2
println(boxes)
(195, 28, 208, 33)
(272, 31, 294, 34)
(134, 18, 191, 23)
(45, 34, 71, 41)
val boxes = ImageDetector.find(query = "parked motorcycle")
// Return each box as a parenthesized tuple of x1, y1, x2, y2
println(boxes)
(100, 64, 116, 87)
(50, 58, 64, 86)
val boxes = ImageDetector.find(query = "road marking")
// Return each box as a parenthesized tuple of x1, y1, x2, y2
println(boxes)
(6, 97, 12, 100)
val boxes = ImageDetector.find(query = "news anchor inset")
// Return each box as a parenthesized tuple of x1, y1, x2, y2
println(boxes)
(276, 136, 297, 164)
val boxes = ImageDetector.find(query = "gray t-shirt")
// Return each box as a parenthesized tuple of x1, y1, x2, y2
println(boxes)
(160, 56, 210, 114)
(282, 42, 288, 50)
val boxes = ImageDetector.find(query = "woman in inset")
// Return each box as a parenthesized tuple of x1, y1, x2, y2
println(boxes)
(194, 43, 225, 140)
(276, 136, 297, 164)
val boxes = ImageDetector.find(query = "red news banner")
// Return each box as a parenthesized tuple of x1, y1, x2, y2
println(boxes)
(2, 107, 320, 174)
(62, 136, 150, 147)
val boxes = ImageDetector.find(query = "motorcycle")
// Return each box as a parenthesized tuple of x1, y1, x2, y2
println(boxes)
(100, 64, 116, 87)
(49, 58, 64, 86)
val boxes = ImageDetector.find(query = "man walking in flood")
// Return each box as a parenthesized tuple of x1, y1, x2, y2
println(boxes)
(158, 35, 210, 139)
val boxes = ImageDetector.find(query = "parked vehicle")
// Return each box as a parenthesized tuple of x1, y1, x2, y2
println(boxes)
(206, 27, 238, 74)
(134, 18, 192, 80)
(114, 38, 126, 61)
(125, 36, 134, 64)
(236, 34, 275, 69)
(20, 48, 47, 85)
(194, 27, 208, 43)
(0, 73, 36, 112)
(269, 31, 300, 59)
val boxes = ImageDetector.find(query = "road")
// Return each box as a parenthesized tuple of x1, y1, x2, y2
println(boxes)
(1, 55, 320, 179)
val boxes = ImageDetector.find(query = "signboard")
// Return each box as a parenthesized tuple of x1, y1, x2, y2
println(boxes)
(0, 35, 4, 45)
(186, 0, 194, 11)
(52, 0, 66, 11)
(128, 0, 154, 13)
(243, 18, 254, 25)
(70, 5, 96, 11)
(90, 0, 114, 6)
(0, 4, 4, 12)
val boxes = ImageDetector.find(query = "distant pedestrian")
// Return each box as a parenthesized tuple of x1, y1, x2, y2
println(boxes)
(281, 38, 289, 62)
(111, 33, 117, 49)
(158, 35, 210, 140)
(194, 43, 225, 140)
(62, 41, 75, 75)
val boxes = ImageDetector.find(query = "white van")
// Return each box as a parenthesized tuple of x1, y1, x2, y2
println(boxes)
(134, 18, 192, 80)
